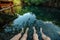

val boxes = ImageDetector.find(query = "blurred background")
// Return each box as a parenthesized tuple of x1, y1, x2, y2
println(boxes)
(0, 0, 60, 40)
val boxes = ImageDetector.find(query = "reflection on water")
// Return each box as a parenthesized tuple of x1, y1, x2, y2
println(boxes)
(13, 12, 36, 28)
(2, 12, 60, 40)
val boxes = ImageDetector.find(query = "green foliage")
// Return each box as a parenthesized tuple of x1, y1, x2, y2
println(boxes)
(19, 6, 60, 26)
(22, 0, 49, 5)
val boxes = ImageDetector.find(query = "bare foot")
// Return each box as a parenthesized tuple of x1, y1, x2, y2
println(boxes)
(10, 28, 24, 40)
(20, 28, 29, 40)
(40, 27, 51, 40)
(33, 27, 39, 40)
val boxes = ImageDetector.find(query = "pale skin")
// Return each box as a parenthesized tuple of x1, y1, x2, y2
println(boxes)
(10, 28, 24, 40)
(40, 28, 51, 40)
(10, 27, 51, 40)
(10, 28, 29, 40)
(20, 28, 29, 40)
(33, 27, 39, 40)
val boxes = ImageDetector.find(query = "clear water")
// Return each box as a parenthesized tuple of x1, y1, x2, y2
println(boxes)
(3, 12, 60, 40)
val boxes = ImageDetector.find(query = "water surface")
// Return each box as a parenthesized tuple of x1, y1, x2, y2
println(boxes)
(1, 12, 60, 40)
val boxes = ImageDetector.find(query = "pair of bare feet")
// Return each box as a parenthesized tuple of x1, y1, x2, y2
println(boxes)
(10, 27, 51, 40)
